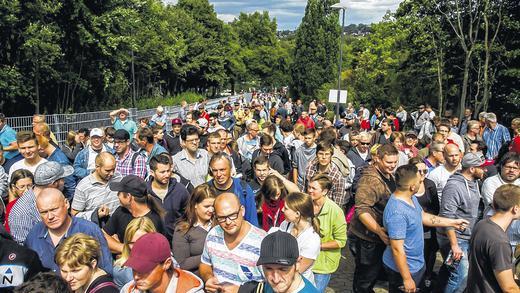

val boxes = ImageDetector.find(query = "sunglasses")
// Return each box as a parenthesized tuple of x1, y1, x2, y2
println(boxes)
(360, 142, 371, 146)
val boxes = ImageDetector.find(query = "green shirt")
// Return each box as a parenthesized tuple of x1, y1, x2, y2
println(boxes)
(313, 197, 347, 274)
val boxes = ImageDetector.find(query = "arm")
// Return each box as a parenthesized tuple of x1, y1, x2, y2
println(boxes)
(199, 263, 221, 293)
(495, 269, 520, 293)
(292, 168, 299, 184)
(172, 229, 202, 271)
(439, 183, 464, 260)
(358, 213, 389, 245)
(422, 212, 468, 229)
(298, 257, 315, 274)
(109, 109, 122, 123)
(389, 239, 416, 292)
(102, 229, 124, 254)
(3, 142, 18, 151)
(356, 179, 389, 244)
(269, 168, 300, 193)
(322, 208, 347, 250)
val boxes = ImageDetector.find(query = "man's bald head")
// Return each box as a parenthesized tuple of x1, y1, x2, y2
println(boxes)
(443, 143, 462, 169)
(95, 151, 116, 167)
(36, 188, 66, 208)
(214, 192, 240, 211)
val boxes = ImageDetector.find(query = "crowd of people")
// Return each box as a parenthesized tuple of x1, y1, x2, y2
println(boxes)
(0, 93, 519, 293)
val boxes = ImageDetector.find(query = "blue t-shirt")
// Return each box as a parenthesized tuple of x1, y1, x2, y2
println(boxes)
(0, 124, 19, 159)
(383, 194, 424, 273)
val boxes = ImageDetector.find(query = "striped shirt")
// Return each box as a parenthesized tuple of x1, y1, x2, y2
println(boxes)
(172, 149, 209, 187)
(8, 189, 41, 244)
(483, 124, 511, 159)
(72, 173, 123, 220)
(115, 149, 147, 178)
(201, 224, 266, 285)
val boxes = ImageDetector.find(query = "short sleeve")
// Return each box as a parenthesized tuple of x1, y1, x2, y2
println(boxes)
(71, 186, 87, 211)
(385, 212, 407, 240)
(200, 236, 212, 265)
(489, 240, 513, 272)
(299, 231, 321, 260)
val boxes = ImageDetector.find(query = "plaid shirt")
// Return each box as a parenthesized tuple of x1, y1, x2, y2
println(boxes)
(483, 124, 511, 159)
(115, 149, 147, 178)
(303, 159, 347, 206)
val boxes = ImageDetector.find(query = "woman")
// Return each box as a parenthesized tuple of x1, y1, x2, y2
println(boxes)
(173, 184, 216, 275)
(308, 174, 347, 292)
(510, 118, 520, 154)
(278, 192, 321, 285)
(408, 157, 440, 290)
(55, 233, 118, 293)
(4, 169, 33, 233)
(258, 175, 287, 231)
(391, 132, 409, 167)
(112, 217, 157, 288)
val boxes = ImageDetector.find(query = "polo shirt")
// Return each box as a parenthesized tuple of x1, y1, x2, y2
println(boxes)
(24, 217, 113, 274)
(0, 124, 19, 160)
(72, 173, 123, 221)
(172, 149, 209, 187)
(113, 118, 137, 141)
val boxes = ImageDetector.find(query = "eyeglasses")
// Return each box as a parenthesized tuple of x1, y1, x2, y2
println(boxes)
(360, 142, 371, 146)
(15, 184, 34, 191)
(185, 138, 200, 144)
(215, 210, 240, 223)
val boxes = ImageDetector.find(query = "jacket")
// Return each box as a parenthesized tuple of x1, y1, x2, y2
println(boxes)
(48, 147, 76, 199)
(165, 131, 182, 156)
(147, 177, 190, 240)
(349, 165, 393, 243)
(73, 144, 115, 180)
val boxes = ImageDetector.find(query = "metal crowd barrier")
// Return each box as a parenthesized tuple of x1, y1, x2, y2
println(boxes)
(5, 95, 238, 145)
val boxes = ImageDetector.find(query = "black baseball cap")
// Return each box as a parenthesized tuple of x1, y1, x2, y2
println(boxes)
(113, 129, 130, 141)
(257, 231, 299, 266)
(109, 175, 147, 197)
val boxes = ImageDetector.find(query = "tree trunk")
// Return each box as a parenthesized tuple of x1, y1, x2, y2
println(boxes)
(35, 70, 40, 114)
(459, 51, 472, 122)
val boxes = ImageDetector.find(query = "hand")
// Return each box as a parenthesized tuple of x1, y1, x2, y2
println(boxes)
(378, 228, 389, 245)
(451, 244, 463, 261)
(219, 284, 239, 293)
(268, 168, 281, 178)
(205, 277, 221, 293)
(451, 219, 469, 231)
(97, 205, 110, 218)
(402, 277, 416, 293)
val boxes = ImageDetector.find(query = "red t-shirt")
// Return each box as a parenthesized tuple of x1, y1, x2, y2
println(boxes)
(510, 136, 520, 154)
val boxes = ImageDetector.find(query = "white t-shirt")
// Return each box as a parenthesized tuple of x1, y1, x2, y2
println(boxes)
(8, 158, 48, 180)
(427, 165, 458, 203)
(481, 175, 520, 206)
(272, 221, 321, 285)
(359, 151, 369, 161)
(448, 132, 465, 153)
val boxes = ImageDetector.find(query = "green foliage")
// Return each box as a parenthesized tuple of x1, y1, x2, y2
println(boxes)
(133, 92, 204, 109)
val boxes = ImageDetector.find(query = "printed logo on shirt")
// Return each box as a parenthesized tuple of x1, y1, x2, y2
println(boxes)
(0, 265, 28, 288)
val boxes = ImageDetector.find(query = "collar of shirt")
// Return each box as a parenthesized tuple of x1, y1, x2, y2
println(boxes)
(38, 216, 78, 240)
(179, 149, 203, 160)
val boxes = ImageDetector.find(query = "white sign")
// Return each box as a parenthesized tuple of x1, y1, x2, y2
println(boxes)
(328, 90, 348, 103)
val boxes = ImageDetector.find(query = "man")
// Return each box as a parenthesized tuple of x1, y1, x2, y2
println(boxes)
(437, 152, 487, 293)
(206, 132, 224, 157)
(438, 120, 465, 153)
(150, 105, 167, 128)
(240, 231, 319, 293)
(481, 152, 520, 207)
(8, 131, 47, 180)
(207, 112, 225, 133)
(147, 154, 190, 240)
(9, 161, 72, 244)
(172, 125, 210, 187)
(71, 152, 122, 223)
(237, 120, 260, 161)
(383, 165, 468, 293)
(462, 120, 484, 153)
(427, 143, 461, 202)
(347, 132, 372, 174)
(251, 134, 285, 176)
(260, 122, 291, 175)
(418, 132, 445, 159)
(73, 128, 114, 181)
(217, 104, 236, 132)
(24, 188, 112, 273)
(411, 105, 430, 133)
(110, 108, 137, 141)
(135, 127, 168, 167)
(348, 144, 399, 293)
(113, 129, 147, 178)
(207, 153, 259, 226)
(219, 129, 243, 176)
(0, 113, 22, 171)
(104, 175, 165, 254)
(422, 141, 446, 172)
(458, 108, 473, 136)
(293, 128, 317, 188)
(466, 184, 520, 293)
(483, 112, 511, 160)
(248, 155, 270, 196)
(200, 193, 266, 292)
(402, 131, 419, 159)
(303, 141, 347, 207)
(372, 119, 393, 145)
(296, 111, 315, 130)
(0, 226, 45, 291)
(121, 232, 204, 293)
(164, 118, 183, 155)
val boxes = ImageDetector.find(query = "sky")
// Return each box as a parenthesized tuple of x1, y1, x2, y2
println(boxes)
(164, 0, 404, 30)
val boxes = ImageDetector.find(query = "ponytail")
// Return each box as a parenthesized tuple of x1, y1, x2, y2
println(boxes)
(311, 216, 322, 238)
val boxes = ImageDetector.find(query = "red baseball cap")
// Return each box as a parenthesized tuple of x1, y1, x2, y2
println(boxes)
(124, 232, 171, 274)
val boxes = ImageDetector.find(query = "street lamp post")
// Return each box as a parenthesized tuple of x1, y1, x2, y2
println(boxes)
(331, 2, 348, 123)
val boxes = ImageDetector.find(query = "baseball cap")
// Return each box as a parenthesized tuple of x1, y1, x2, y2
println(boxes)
(197, 118, 208, 128)
(113, 129, 130, 141)
(257, 231, 299, 266)
(405, 131, 418, 138)
(109, 175, 148, 197)
(90, 128, 103, 138)
(461, 152, 486, 168)
(34, 161, 74, 186)
(124, 232, 171, 274)
(171, 118, 182, 125)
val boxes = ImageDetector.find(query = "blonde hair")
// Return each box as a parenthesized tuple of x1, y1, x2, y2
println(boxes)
(55, 233, 100, 269)
(285, 192, 322, 237)
(36, 135, 50, 149)
(66, 131, 77, 147)
(512, 118, 520, 134)
(114, 217, 157, 267)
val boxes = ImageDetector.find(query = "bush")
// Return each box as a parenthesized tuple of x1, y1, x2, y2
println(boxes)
(130, 92, 206, 110)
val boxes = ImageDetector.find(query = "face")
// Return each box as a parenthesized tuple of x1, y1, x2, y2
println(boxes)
(78, 133, 87, 143)
(501, 161, 520, 183)
(393, 138, 403, 149)
(60, 263, 94, 291)
(316, 149, 332, 167)
(381, 122, 390, 132)
(132, 259, 172, 290)
(444, 146, 461, 168)
(468, 124, 480, 135)
(12, 177, 34, 197)
(303, 133, 315, 147)
(464, 109, 472, 117)
(118, 192, 132, 209)
(415, 162, 428, 183)
(248, 124, 260, 138)
(172, 124, 182, 135)
(186, 114, 193, 124)
(154, 130, 164, 141)
(308, 181, 327, 201)
(452, 117, 459, 126)
(261, 143, 274, 156)
(32, 117, 44, 127)
(37, 194, 69, 231)
(432, 148, 446, 164)
(119, 112, 127, 120)
(282, 205, 299, 223)
(376, 154, 398, 175)
(471, 167, 486, 180)
(195, 198, 215, 223)
(209, 116, 218, 126)
(254, 163, 270, 183)
(151, 163, 172, 185)
(129, 230, 147, 250)
(405, 136, 416, 147)
(357, 137, 371, 153)
(90, 136, 103, 150)
(301, 112, 308, 119)
(207, 138, 222, 154)
(210, 159, 231, 186)
(184, 134, 200, 153)
(114, 139, 130, 155)
(438, 126, 449, 139)
(96, 160, 116, 181)
(18, 139, 41, 160)
(215, 203, 244, 236)
(263, 264, 298, 293)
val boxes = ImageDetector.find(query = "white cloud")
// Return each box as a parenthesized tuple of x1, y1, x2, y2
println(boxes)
(217, 13, 238, 23)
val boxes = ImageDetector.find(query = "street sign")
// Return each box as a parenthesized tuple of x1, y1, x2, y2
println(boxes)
(328, 90, 348, 103)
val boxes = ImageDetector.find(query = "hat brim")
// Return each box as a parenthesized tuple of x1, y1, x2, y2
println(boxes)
(109, 181, 126, 192)
(257, 257, 297, 266)
(62, 165, 74, 178)
(124, 256, 158, 275)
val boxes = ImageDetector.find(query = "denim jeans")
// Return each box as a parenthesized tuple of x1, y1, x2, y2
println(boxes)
(385, 264, 425, 293)
(314, 273, 331, 293)
(437, 234, 469, 293)
(348, 234, 387, 293)
(112, 265, 133, 289)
